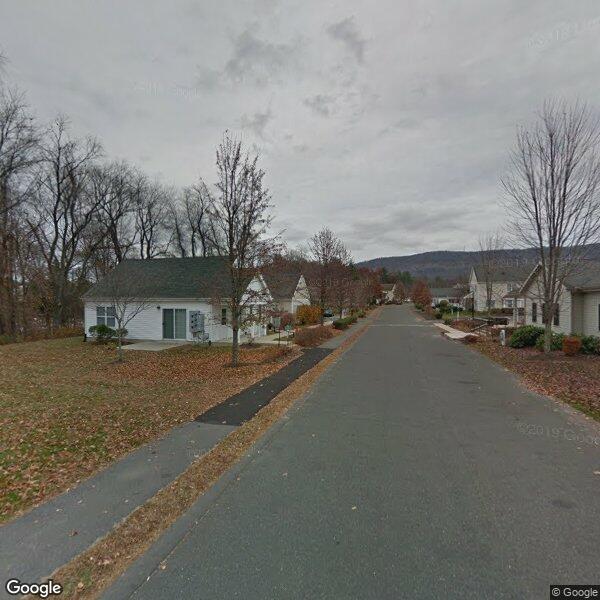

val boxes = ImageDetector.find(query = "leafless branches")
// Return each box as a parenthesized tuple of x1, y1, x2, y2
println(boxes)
(503, 100, 600, 350)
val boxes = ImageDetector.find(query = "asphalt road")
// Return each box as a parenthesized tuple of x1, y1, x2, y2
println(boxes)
(106, 305, 600, 600)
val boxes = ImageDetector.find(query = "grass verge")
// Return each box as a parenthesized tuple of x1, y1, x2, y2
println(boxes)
(44, 315, 375, 598)
(473, 338, 600, 423)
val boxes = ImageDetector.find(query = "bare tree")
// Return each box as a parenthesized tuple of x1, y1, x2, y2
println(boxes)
(90, 161, 136, 271)
(0, 86, 39, 336)
(168, 182, 212, 258)
(477, 231, 505, 314)
(308, 228, 350, 324)
(132, 175, 171, 259)
(205, 132, 279, 366)
(100, 267, 156, 362)
(28, 117, 102, 328)
(503, 100, 600, 351)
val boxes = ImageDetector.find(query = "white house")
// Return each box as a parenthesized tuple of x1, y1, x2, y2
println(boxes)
(430, 287, 464, 307)
(262, 272, 311, 315)
(468, 265, 530, 311)
(381, 283, 397, 303)
(520, 260, 600, 336)
(82, 257, 272, 343)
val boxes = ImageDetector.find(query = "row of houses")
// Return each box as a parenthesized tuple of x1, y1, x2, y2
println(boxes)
(83, 257, 311, 343)
(466, 261, 600, 337)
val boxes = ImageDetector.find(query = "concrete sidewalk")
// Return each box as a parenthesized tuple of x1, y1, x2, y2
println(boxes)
(0, 422, 234, 595)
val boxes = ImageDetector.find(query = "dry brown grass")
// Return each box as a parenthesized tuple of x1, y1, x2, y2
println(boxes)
(0, 338, 297, 522)
(45, 316, 374, 599)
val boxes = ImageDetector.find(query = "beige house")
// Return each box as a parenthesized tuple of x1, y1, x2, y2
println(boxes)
(520, 261, 600, 336)
(262, 272, 311, 315)
(468, 265, 530, 311)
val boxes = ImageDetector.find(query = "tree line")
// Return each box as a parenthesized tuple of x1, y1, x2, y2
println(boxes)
(0, 71, 381, 344)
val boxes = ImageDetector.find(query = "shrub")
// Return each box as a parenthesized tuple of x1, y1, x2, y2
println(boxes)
(534, 332, 564, 351)
(294, 325, 333, 347)
(414, 303, 423, 311)
(562, 336, 582, 356)
(0, 334, 14, 345)
(333, 318, 349, 330)
(296, 305, 321, 325)
(437, 300, 449, 310)
(509, 325, 545, 348)
(357, 310, 366, 318)
(434, 309, 443, 319)
(443, 314, 453, 326)
(581, 335, 600, 355)
(280, 312, 295, 329)
(88, 324, 116, 343)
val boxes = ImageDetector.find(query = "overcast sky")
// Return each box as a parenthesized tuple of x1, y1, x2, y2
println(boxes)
(2, 1, 600, 261)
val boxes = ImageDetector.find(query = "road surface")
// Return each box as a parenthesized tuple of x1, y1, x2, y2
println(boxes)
(106, 305, 600, 600)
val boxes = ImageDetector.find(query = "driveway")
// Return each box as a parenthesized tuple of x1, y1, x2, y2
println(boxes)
(105, 305, 600, 600)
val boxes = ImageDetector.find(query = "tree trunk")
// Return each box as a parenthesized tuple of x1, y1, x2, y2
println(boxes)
(543, 321, 552, 353)
(117, 335, 124, 362)
(231, 311, 239, 367)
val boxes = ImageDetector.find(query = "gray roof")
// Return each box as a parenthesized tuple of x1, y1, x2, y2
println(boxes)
(83, 257, 235, 300)
(430, 287, 460, 298)
(262, 272, 302, 300)
(564, 260, 600, 290)
(381, 283, 396, 291)
(472, 264, 530, 283)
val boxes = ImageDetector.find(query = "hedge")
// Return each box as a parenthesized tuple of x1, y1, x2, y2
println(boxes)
(508, 325, 545, 348)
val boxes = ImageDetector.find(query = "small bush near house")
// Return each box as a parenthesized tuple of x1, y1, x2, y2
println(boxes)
(357, 310, 366, 318)
(437, 300, 449, 310)
(434, 309, 443, 319)
(0, 334, 13, 345)
(581, 335, 600, 355)
(280, 312, 295, 329)
(294, 325, 333, 347)
(296, 305, 322, 325)
(562, 336, 582, 356)
(443, 314, 453, 326)
(509, 325, 545, 348)
(534, 332, 565, 352)
(89, 324, 116, 343)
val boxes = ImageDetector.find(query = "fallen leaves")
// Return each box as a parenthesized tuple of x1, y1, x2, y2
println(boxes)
(474, 339, 600, 419)
(0, 337, 298, 522)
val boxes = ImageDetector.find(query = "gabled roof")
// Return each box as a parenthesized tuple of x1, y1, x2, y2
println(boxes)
(520, 260, 600, 294)
(430, 287, 460, 298)
(564, 261, 600, 290)
(82, 257, 236, 300)
(381, 283, 396, 292)
(472, 264, 531, 284)
(262, 272, 303, 301)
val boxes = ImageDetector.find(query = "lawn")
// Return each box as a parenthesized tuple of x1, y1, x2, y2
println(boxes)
(0, 337, 296, 522)
(474, 339, 600, 421)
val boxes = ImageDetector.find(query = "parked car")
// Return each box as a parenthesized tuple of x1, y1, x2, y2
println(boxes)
(323, 309, 334, 318)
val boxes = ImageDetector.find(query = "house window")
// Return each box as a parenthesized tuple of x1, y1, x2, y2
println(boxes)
(532, 303, 537, 323)
(221, 308, 227, 325)
(96, 306, 116, 328)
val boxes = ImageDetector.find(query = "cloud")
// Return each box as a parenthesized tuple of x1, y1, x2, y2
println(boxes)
(239, 108, 273, 138)
(303, 94, 336, 116)
(224, 28, 299, 86)
(326, 16, 366, 63)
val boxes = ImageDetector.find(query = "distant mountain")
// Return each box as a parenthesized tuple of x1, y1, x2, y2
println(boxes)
(357, 245, 600, 282)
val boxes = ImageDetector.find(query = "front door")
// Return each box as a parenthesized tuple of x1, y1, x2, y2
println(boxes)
(162, 309, 186, 339)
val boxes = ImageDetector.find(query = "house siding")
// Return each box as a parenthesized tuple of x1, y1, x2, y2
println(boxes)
(523, 281, 572, 335)
(582, 292, 600, 336)
(84, 299, 268, 342)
